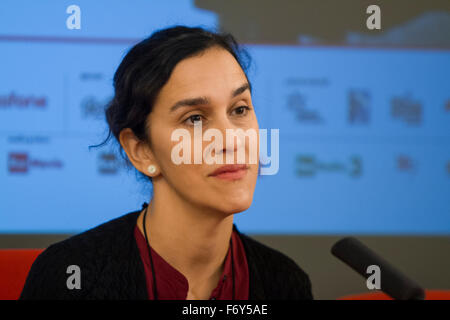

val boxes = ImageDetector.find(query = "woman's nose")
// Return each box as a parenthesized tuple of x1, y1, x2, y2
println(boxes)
(214, 117, 245, 163)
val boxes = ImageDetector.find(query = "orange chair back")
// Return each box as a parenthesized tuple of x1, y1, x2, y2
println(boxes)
(0, 249, 44, 300)
(338, 290, 450, 300)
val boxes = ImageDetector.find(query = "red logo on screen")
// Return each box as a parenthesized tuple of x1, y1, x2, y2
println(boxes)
(8, 152, 29, 173)
(0, 92, 47, 108)
(7, 152, 63, 173)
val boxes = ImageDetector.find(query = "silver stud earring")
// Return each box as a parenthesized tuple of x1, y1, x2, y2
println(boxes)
(148, 165, 156, 174)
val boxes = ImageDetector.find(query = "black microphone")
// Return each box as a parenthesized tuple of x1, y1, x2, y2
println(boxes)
(331, 237, 425, 300)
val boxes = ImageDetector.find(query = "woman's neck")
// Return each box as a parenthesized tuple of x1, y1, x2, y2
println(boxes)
(136, 185, 234, 295)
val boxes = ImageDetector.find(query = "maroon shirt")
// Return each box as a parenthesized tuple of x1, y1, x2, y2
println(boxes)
(134, 224, 249, 300)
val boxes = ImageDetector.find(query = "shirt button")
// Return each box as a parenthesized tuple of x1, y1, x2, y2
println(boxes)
(211, 297, 216, 300)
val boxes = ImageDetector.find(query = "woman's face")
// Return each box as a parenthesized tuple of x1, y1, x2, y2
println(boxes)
(147, 46, 259, 215)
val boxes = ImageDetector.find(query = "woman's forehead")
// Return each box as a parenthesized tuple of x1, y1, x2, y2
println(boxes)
(168, 71, 246, 94)
(169, 49, 245, 86)
(151, 47, 249, 115)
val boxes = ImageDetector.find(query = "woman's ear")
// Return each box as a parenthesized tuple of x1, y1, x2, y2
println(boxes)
(119, 128, 160, 177)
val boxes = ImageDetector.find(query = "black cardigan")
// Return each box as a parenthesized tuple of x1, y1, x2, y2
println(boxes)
(20, 209, 313, 300)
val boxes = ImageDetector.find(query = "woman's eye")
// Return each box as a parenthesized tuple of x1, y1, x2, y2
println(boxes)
(232, 106, 251, 116)
(184, 114, 203, 126)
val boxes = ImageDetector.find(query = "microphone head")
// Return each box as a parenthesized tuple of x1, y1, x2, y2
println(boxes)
(331, 237, 425, 300)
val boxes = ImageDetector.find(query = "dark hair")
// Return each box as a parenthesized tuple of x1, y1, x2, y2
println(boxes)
(89, 25, 252, 184)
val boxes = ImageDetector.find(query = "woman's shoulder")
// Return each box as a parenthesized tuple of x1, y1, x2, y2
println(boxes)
(20, 210, 141, 299)
(236, 227, 313, 300)
(235, 226, 308, 274)
(36, 209, 140, 258)
(57, 210, 140, 250)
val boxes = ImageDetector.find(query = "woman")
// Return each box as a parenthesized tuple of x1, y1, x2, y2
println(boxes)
(20, 25, 312, 300)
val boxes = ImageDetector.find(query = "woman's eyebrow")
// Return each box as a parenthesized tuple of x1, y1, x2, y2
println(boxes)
(169, 82, 250, 113)
(169, 96, 209, 113)
(231, 82, 251, 98)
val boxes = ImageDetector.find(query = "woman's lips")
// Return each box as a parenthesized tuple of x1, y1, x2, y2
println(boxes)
(209, 164, 249, 181)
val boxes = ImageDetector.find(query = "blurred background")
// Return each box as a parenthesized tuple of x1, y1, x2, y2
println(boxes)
(0, 0, 449, 299)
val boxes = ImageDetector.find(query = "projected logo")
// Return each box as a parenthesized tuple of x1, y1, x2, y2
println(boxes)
(80, 72, 104, 81)
(0, 92, 47, 109)
(390, 94, 422, 125)
(97, 152, 121, 175)
(445, 99, 450, 113)
(7, 152, 63, 173)
(396, 154, 417, 174)
(348, 89, 370, 125)
(8, 152, 28, 173)
(295, 154, 362, 178)
(81, 95, 110, 120)
(287, 92, 324, 124)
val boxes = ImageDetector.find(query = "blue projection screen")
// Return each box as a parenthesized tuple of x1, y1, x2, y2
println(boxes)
(1, 1, 449, 234)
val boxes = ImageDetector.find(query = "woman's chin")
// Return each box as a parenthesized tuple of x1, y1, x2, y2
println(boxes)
(214, 194, 253, 215)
